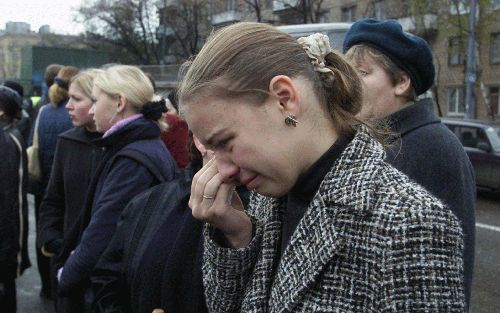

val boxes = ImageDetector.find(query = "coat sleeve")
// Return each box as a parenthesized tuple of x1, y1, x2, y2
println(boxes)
(91, 201, 134, 313)
(378, 203, 465, 312)
(37, 139, 66, 253)
(58, 157, 155, 294)
(202, 216, 262, 313)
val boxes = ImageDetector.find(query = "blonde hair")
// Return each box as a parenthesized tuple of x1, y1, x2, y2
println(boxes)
(345, 44, 416, 101)
(49, 66, 80, 107)
(94, 65, 166, 128)
(178, 22, 363, 136)
(70, 69, 103, 99)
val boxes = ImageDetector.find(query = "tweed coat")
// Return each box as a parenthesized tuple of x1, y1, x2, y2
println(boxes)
(203, 126, 465, 313)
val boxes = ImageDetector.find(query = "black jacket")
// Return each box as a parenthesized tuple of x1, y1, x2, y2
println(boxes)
(57, 117, 178, 296)
(386, 98, 476, 306)
(0, 124, 31, 281)
(92, 171, 207, 313)
(38, 127, 103, 255)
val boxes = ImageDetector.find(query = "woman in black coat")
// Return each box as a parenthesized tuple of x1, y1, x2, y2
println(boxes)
(37, 69, 104, 311)
(0, 86, 31, 313)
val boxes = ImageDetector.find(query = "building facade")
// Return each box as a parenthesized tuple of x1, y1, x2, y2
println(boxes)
(158, 0, 499, 121)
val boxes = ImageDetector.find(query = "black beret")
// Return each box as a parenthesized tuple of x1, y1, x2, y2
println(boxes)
(343, 18, 435, 95)
(0, 86, 22, 119)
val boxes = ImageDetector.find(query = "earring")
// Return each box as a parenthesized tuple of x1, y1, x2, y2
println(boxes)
(284, 113, 298, 127)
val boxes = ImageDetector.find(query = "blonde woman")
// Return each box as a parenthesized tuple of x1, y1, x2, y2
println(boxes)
(37, 69, 104, 311)
(35, 65, 79, 298)
(179, 22, 465, 312)
(56, 65, 178, 312)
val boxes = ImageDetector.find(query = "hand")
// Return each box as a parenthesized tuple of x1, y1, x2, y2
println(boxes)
(190, 157, 252, 248)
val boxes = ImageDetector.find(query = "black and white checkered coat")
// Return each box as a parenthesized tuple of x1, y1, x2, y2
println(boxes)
(203, 126, 465, 313)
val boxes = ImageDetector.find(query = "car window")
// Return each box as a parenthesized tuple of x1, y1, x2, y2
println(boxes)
(457, 126, 483, 149)
(485, 126, 500, 152)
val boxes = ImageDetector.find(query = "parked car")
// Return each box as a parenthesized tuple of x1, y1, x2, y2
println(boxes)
(276, 23, 352, 51)
(442, 118, 500, 191)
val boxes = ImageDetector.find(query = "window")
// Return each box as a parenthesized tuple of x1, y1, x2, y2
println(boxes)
(450, 0, 469, 15)
(374, 1, 386, 19)
(341, 5, 356, 22)
(490, 86, 499, 116)
(225, 0, 236, 11)
(448, 86, 466, 115)
(493, 0, 500, 10)
(492, 33, 500, 64)
(449, 37, 465, 65)
(458, 126, 490, 149)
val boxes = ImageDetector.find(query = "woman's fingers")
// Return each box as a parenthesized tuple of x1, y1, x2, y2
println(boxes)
(189, 157, 216, 208)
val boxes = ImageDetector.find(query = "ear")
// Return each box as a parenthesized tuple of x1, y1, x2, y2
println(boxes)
(394, 73, 411, 97)
(116, 94, 127, 113)
(268, 75, 301, 117)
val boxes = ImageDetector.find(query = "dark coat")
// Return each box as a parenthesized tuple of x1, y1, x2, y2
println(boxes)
(203, 126, 465, 312)
(57, 117, 178, 296)
(386, 98, 476, 305)
(92, 170, 207, 313)
(0, 125, 31, 282)
(37, 101, 73, 187)
(38, 127, 103, 255)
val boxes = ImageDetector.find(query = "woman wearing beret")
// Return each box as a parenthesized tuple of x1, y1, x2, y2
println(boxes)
(179, 22, 465, 312)
(55, 65, 178, 312)
(344, 18, 476, 309)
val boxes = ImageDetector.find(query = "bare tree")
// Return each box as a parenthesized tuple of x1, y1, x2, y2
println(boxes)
(243, 0, 264, 22)
(274, 0, 328, 23)
(77, 0, 160, 64)
(159, 0, 211, 61)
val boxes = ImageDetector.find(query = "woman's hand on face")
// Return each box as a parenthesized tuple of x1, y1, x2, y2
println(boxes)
(189, 157, 252, 249)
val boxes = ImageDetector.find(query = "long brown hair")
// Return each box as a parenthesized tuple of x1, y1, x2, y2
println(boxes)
(178, 22, 363, 137)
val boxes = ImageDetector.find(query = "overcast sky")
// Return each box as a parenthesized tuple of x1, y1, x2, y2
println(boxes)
(0, 0, 85, 35)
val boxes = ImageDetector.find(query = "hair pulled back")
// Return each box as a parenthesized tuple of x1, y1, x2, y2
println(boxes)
(49, 66, 80, 107)
(178, 22, 363, 136)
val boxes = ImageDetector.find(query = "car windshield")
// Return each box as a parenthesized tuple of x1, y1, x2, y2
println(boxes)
(485, 126, 500, 152)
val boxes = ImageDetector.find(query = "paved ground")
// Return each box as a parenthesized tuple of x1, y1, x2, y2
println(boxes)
(15, 192, 500, 312)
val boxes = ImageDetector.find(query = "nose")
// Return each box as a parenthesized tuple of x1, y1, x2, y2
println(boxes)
(65, 99, 73, 110)
(215, 154, 240, 183)
(89, 103, 96, 114)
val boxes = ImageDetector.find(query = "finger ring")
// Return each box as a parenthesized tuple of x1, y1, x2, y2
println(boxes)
(202, 194, 215, 199)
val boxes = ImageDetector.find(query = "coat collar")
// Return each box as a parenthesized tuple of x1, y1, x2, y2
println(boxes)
(387, 98, 440, 136)
(267, 125, 386, 312)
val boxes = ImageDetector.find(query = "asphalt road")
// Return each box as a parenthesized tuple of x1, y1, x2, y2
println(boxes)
(16, 193, 500, 313)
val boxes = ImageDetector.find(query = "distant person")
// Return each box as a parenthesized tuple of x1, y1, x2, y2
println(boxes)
(0, 86, 31, 313)
(2, 80, 32, 143)
(40, 64, 64, 108)
(343, 18, 476, 307)
(56, 65, 178, 312)
(160, 90, 189, 169)
(34, 65, 79, 299)
(37, 69, 104, 312)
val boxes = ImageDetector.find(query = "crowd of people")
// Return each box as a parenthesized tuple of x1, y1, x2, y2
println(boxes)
(0, 18, 475, 313)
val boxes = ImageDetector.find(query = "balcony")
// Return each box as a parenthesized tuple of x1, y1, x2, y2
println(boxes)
(397, 14, 437, 33)
(273, 0, 299, 13)
(211, 10, 242, 26)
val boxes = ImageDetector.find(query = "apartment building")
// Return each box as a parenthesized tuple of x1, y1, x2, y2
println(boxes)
(158, 0, 499, 121)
